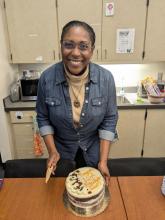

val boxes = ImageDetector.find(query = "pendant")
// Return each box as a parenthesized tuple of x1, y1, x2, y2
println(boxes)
(74, 100, 80, 108)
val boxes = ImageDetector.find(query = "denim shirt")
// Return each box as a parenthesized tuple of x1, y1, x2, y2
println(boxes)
(36, 62, 118, 167)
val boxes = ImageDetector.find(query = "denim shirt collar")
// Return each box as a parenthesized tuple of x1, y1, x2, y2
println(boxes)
(55, 62, 98, 85)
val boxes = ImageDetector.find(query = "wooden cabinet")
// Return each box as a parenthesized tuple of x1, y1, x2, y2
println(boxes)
(8, 107, 165, 159)
(4, 0, 165, 63)
(5, 0, 59, 63)
(143, 109, 165, 157)
(57, 0, 102, 62)
(102, 0, 146, 63)
(10, 111, 48, 159)
(144, 0, 165, 62)
(109, 109, 146, 158)
(109, 108, 165, 159)
(57, 0, 147, 63)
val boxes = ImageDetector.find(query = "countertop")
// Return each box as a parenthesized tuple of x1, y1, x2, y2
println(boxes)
(3, 93, 165, 112)
(118, 93, 165, 109)
(3, 96, 36, 112)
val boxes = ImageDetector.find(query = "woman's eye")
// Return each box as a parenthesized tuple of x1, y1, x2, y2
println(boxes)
(79, 44, 89, 50)
(63, 42, 74, 49)
(62, 41, 90, 51)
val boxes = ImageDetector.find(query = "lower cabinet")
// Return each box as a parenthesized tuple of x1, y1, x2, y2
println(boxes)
(143, 109, 165, 157)
(109, 109, 146, 158)
(9, 108, 165, 159)
(10, 111, 48, 159)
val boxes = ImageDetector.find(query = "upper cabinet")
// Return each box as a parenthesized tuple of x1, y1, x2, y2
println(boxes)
(102, 0, 146, 63)
(5, 0, 59, 63)
(143, 0, 165, 62)
(57, 0, 102, 62)
(4, 0, 165, 63)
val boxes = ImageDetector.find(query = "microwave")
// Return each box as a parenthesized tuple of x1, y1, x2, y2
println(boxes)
(20, 78, 39, 101)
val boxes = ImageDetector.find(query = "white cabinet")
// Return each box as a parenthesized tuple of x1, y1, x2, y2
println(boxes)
(4, 0, 165, 63)
(10, 111, 48, 159)
(109, 108, 165, 159)
(102, 0, 146, 63)
(143, 109, 165, 157)
(5, 0, 59, 63)
(144, 0, 165, 62)
(109, 109, 146, 158)
(57, 0, 102, 62)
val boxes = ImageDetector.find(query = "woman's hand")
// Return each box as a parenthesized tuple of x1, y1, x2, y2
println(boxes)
(98, 161, 110, 186)
(47, 151, 60, 175)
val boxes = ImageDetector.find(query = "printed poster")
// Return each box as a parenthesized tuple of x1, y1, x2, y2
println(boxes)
(116, 28, 135, 53)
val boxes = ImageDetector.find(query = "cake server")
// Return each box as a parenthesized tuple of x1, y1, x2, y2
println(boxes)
(45, 166, 53, 183)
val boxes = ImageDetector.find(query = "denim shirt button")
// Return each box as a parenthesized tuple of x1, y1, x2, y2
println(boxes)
(51, 102, 54, 106)
(84, 148, 87, 151)
(85, 100, 88, 104)
(86, 87, 89, 90)
(82, 113, 85, 116)
(80, 124, 83, 127)
(98, 101, 101, 105)
(77, 132, 80, 135)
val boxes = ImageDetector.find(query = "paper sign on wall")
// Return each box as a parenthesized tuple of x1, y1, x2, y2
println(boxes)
(105, 2, 114, 16)
(116, 28, 135, 53)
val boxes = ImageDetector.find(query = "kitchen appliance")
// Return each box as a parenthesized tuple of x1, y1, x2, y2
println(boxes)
(20, 70, 40, 101)
(10, 81, 20, 102)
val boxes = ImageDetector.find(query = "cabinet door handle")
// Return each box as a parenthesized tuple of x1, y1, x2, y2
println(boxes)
(59, 52, 61, 60)
(96, 49, 99, 60)
(53, 50, 56, 60)
(104, 49, 107, 59)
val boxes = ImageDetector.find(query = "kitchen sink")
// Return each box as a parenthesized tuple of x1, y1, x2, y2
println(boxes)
(116, 95, 131, 105)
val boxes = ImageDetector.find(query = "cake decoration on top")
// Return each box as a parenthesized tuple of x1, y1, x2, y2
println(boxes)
(66, 167, 105, 198)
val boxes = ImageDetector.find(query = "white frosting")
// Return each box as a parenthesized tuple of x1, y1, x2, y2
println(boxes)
(65, 167, 105, 199)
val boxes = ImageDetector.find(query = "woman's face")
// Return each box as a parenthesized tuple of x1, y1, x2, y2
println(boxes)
(61, 26, 94, 75)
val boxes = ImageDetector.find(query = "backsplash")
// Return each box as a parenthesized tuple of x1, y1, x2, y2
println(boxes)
(18, 62, 165, 88)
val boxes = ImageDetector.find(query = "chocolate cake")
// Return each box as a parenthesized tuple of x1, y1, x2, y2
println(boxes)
(65, 167, 105, 209)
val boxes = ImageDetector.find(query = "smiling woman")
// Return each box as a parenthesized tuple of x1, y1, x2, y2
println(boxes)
(36, 20, 118, 186)
(61, 22, 95, 76)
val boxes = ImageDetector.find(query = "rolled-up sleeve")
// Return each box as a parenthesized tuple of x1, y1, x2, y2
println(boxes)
(36, 73, 54, 136)
(98, 73, 118, 142)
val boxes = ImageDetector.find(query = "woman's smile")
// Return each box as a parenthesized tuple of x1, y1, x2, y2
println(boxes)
(68, 59, 82, 64)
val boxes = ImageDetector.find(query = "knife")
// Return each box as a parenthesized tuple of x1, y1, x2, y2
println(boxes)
(45, 166, 53, 183)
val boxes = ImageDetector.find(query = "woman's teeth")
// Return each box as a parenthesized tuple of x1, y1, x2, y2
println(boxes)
(70, 60, 81, 65)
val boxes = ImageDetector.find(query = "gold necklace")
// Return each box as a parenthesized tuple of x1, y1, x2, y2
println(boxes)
(69, 81, 84, 108)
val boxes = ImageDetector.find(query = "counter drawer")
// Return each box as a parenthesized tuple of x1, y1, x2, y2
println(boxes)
(10, 111, 36, 123)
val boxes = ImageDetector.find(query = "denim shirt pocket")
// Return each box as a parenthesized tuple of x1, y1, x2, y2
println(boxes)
(92, 97, 104, 106)
(91, 97, 107, 117)
(45, 97, 63, 122)
(45, 97, 61, 107)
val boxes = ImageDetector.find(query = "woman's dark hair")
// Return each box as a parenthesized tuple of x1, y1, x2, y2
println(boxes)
(61, 20, 96, 47)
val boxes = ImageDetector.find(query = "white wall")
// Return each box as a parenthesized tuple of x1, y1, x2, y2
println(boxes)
(102, 63, 165, 88)
(0, 1, 18, 162)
